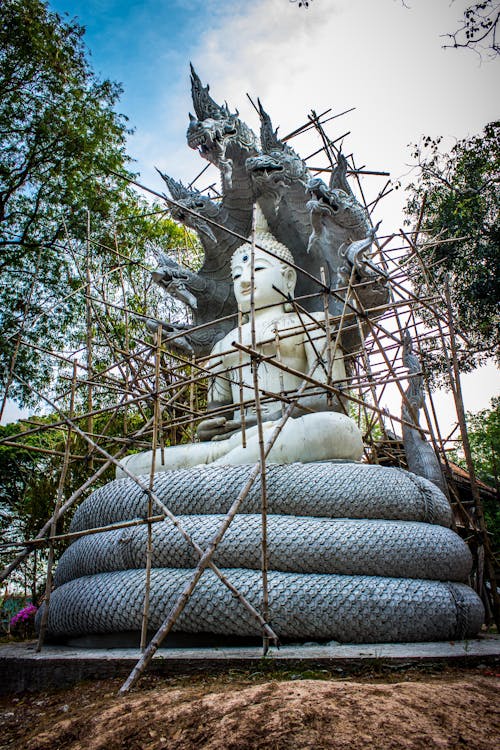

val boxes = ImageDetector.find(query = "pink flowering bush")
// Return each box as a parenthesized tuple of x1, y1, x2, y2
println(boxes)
(10, 603, 38, 638)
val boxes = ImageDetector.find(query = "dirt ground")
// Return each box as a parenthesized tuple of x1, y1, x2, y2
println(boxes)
(0, 665, 499, 750)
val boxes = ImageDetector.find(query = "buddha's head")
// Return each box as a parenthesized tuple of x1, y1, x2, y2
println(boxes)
(231, 211, 296, 314)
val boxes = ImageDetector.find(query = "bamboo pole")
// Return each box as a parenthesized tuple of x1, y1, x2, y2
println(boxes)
(14, 514, 168, 549)
(140, 325, 162, 650)
(356, 317, 388, 441)
(119, 334, 334, 693)
(36, 361, 77, 651)
(248, 207, 270, 656)
(189, 354, 196, 443)
(0, 441, 88, 460)
(274, 328, 286, 418)
(320, 266, 334, 408)
(238, 310, 248, 447)
(85, 211, 94, 471)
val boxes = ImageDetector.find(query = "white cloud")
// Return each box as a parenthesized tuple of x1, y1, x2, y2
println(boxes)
(184, 0, 499, 217)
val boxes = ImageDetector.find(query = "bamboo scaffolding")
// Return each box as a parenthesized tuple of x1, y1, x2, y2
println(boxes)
(443, 278, 500, 626)
(11, 375, 280, 649)
(119, 326, 339, 693)
(1, 104, 496, 691)
(0, 373, 195, 583)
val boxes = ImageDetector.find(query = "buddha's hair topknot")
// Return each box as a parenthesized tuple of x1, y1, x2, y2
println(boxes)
(231, 232, 295, 274)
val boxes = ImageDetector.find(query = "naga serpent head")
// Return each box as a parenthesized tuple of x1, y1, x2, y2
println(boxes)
(187, 65, 257, 190)
(151, 253, 199, 311)
(186, 112, 256, 189)
(246, 150, 308, 194)
(306, 177, 370, 236)
(186, 67, 257, 187)
(170, 193, 219, 246)
(246, 100, 309, 196)
(187, 115, 237, 164)
(157, 170, 219, 245)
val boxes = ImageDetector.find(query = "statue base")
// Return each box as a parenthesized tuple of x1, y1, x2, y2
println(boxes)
(38, 463, 484, 644)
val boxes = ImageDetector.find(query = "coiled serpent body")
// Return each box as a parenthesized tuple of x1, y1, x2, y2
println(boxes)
(42, 463, 484, 643)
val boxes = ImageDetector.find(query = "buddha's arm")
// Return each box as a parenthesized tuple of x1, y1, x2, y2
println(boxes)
(206, 342, 233, 414)
(298, 319, 347, 414)
(195, 340, 232, 441)
(196, 339, 259, 441)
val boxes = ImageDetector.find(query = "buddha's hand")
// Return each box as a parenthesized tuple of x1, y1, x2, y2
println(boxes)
(196, 416, 236, 441)
(196, 415, 257, 442)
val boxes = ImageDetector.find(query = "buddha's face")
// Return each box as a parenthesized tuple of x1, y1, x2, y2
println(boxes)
(232, 247, 295, 313)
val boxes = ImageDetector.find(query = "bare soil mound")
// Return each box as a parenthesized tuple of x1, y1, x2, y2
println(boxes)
(1, 668, 499, 749)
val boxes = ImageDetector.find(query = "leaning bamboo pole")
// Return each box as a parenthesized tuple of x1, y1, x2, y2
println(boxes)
(36, 361, 77, 651)
(119, 330, 337, 693)
(85, 211, 95, 471)
(140, 325, 162, 650)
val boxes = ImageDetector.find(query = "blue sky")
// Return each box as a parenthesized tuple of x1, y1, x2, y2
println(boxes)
(50, 0, 266, 188)
(50, 1, 203, 134)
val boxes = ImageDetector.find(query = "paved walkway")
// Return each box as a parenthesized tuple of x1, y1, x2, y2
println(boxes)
(2, 636, 499, 693)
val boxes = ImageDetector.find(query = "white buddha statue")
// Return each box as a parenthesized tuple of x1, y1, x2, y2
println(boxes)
(117, 217, 363, 477)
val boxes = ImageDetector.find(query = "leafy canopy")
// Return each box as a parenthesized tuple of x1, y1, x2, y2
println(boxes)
(449, 397, 500, 555)
(404, 121, 500, 380)
(462, 397, 500, 491)
(0, 0, 132, 254)
(0, 0, 188, 405)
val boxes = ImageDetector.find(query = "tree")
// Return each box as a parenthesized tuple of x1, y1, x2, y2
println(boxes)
(450, 397, 500, 554)
(0, 0, 183, 406)
(398, 1, 500, 57)
(0, 0, 131, 254)
(442, 1, 500, 57)
(466, 397, 500, 489)
(0, 410, 135, 593)
(404, 121, 500, 381)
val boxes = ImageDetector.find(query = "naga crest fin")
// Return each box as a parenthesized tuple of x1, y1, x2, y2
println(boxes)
(189, 63, 226, 121)
(156, 169, 194, 200)
(329, 153, 354, 196)
(402, 329, 424, 414)
(257, 98, 283, 152)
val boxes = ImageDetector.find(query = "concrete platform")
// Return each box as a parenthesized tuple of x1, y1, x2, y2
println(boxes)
(2, 636, 499, 694)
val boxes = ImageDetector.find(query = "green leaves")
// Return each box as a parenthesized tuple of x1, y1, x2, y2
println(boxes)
(450, 398, 500, 555)
(0, 1, 191, 406)
(404, 121, 500, 381)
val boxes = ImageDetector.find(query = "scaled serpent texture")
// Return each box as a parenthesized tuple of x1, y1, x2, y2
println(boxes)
(42, 463, 484, 643)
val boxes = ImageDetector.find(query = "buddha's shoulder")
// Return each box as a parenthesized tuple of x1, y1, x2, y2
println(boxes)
(277, 310, 328, 332)
(211, 329, 241, 356)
